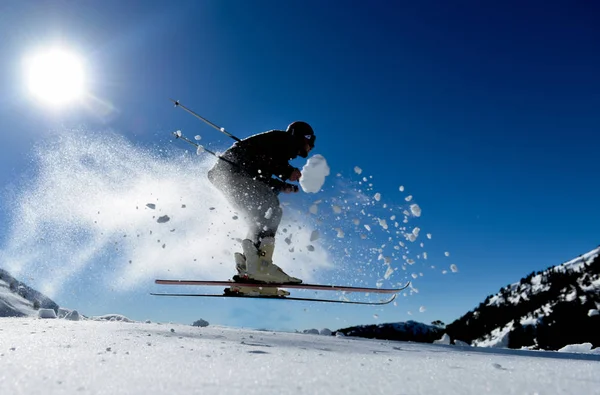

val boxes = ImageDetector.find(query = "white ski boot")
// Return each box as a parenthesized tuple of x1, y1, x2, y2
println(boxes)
(238, 237, 302, 284)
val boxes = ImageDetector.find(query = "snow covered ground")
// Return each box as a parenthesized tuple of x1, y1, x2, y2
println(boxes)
(1, 316, 599, 395)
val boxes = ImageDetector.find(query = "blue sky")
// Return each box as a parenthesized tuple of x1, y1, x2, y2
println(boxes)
(0, 1, 599, 330)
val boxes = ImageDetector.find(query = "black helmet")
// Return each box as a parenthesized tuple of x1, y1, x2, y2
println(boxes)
(286, 121, 316, 149)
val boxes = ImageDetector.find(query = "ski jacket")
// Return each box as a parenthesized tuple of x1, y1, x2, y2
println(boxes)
(217, 130, 298, 192)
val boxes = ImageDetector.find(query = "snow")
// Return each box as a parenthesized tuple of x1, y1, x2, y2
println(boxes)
(3, 316, 599, 395)
(299, 154, 330, 193)
(558, 343, 600, 355)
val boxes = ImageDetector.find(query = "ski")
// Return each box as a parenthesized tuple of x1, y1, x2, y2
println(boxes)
(154, 279, 410, 294)
(150, 292, 397, 305)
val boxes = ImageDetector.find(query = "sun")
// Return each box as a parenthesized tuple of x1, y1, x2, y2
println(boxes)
(24, 47, 86, 107)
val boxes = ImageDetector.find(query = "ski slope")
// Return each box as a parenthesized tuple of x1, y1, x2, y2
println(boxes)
(1, 317, 599, 395)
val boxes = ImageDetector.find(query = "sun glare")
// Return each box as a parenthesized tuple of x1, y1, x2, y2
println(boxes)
(25, 47, 86, 107)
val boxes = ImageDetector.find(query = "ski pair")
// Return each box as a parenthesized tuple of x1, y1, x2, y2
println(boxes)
(151, 279, 410, 305)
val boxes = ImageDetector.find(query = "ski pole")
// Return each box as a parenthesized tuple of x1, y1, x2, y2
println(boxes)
(169, 99, 241, 142)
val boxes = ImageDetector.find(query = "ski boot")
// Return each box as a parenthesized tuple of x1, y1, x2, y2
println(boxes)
(233, 238, 302, 286)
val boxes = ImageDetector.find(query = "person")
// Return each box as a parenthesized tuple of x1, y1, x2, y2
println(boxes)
(207, 121, 316, 287)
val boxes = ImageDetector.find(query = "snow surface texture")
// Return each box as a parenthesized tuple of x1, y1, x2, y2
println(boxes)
(1, 317, 599, 395)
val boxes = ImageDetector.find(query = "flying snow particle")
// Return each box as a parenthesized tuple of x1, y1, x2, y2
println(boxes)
(410, 204, 421, 217)
(399, 185, 404, 192)
(146, 203, 156, 210)
(445, 252, 450, 257)
(194, 135, 202, 141)
(364, 224, 371, 232)
(427, 233, 432, 239)
(390, 215, 396, 221)
(374, 193, 381, 202)
(309, 204, 318, 215)
(175, 130, 182, 137)
(306, 245, 315, 252)
(450, 264, 458, 273)
(405, 195, 413, 202)
(411, 273, 418, 279)
(442, 270, 448, 274)
(353, 218, 360, 225)
(423, 252, 428, 260)
(332, 205, 342, 214)
(354, 166, 362, 175)
(335, 228, 345, 238)
(220, 127, 226, 132)
(406, 259, 415, 265)
(196, 145, 205, 155)
(265, 208, 273, 219)
(378, 219, 388, 230)
(300, 154, 330, 193)
(419, 306, 426, 313)
(384, 266, 394, 279)
(156, 215, 170, 224)
(309, 230, 319, 241)
(373, 314, 379, 319)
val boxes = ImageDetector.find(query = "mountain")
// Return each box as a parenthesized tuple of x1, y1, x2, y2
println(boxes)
(0, 268, 59, 317)
(445, 245, 600, 350)
(335, 320, 444, 343)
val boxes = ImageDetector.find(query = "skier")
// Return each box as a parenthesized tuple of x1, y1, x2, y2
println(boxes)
(207, 121, 316, 286)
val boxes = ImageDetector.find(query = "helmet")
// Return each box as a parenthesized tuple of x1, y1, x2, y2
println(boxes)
(286, 121, 316, 149)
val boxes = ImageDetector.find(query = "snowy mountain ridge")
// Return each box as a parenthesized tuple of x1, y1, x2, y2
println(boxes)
(0, 268, 59, 317)
(446, 245, 600, 350)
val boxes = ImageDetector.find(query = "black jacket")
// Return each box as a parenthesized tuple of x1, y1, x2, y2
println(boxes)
(218, 130, 298, 191)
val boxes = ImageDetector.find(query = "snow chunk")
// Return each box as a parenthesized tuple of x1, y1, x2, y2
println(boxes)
(93, 314, 134, 323)
(192, 319, 209, 327)
(450, 264, 458, 273)
(265, 208, 273, 219)
(454, 340, 470, 347)
(558, 343, 600, 354)
(445, 251, 450, 257)
(374, 193, 381, 202)
(194, 135, 202, 141)
(588, 309, 599, 317)
(175, 130, 182, 137)
(38, 309, 57, 319)
(310, 230, 319, 241)
(405, 195, 413, 202)
(309, 204, 318, 215)
(335, 228, 345, 238)
(410, 204, 421, 217)
(332, 205, 342, 214)
(146, 203, 156, 210)
(319, 328, 333, 336)
(300, 154, 330, 193)
(384, 266, 394, 280)
(157, 215, 170, 223)
(196, 145, 205, 155)
(399, 185, 404, 192)
(419, 306, 426, 312)
(433, 333, 451, 345)
(65, 310, 81, 321)
(378, 218, 388, 230)
(354, 166, 362, 175)
(427, 233, 432, 239)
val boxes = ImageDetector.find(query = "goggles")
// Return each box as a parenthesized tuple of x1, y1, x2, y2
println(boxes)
(305, 134, 316, 148)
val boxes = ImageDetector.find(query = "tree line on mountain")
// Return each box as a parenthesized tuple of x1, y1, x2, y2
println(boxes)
(445, 252, 600, 350)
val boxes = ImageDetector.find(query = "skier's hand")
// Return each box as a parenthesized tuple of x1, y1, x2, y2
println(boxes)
(282, 184, 299, 194)
(289, 168, 302, 182)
